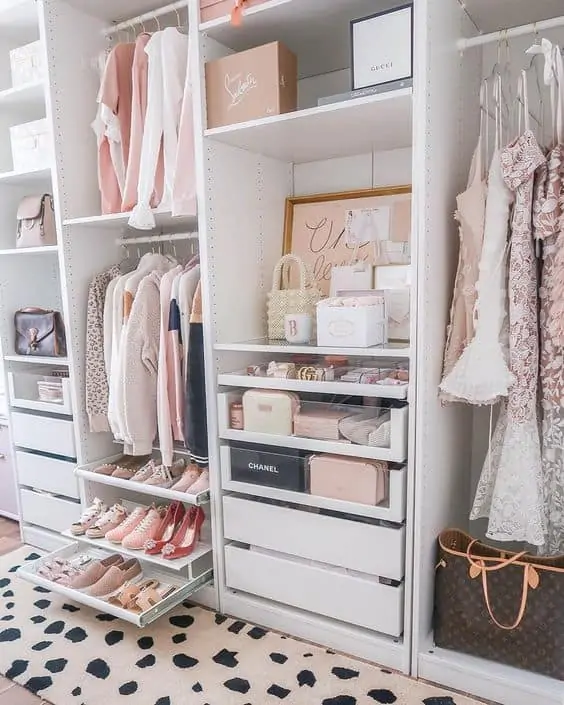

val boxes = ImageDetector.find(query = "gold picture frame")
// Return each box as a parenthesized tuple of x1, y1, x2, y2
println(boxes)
(283, 186, 412, 296)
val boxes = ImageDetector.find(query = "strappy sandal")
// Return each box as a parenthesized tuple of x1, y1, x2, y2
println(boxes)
(129, 583, 177, 613)
(106, 579, 156, 608)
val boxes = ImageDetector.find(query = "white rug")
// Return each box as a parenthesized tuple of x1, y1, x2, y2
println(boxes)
(0, 547, 484, 705)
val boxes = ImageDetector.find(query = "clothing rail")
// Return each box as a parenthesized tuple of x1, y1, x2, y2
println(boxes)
(116, 232, 198, 246)
(457, 14, 564, 50)
(104, 0, 187, 36)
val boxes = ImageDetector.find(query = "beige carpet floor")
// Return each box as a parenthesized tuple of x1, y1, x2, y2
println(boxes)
(0, 547, 486, 705)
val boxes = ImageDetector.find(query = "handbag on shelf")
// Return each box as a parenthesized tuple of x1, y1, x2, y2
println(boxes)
(309, 454, 389, 506)
(434, 529, 564, 679)
(14, 308, 67, 357)
(267, 254, 322, 340)
(16, 194, 57, 249)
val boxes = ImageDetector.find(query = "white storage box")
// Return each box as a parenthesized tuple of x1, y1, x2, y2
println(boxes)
(10, 40, 45, 88)
(351, 5, 413, 91)
(317, 298, 387, 348)
(10, 118, 51, 172)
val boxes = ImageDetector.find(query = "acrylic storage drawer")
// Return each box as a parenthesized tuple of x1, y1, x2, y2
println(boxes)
(10, 118, 51, 172)
(11, 411, 76, 458)
(8, 370, 72, 416)
(20, 488, 80, 533)
(10, 40, 45, 88)
(218, 391, 409, 462)
(225, 544, 404, 637)
(223, 495, 406, 580)
(220, 445, 408, 522)
(16, 450, 78, 499)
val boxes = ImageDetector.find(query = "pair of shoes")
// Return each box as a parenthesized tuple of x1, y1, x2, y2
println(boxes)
(111, 454, 152, 479)
(108, 578, 176, 613)
(105, 505, 166, 549)
(162, 507, 205, 560)
(171, 467, 210, 494)
(144, 459, 186, 488)
(68, 554, 142, 597)
(70, 497, 107, 535)
(85, 503, 128, 539)
(94, 455, 139, 476)
(144, 502, 185, 554)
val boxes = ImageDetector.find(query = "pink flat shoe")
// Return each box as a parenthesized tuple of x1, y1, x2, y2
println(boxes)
(171, 465, 201, 492)
(88, 559, 142, 598)
(105, 507, 148, 544)
(185, 469, 209, 495)
(68, 554, 124, 589)
(130, 460, 157, 483)
(121, 507, 164, 550)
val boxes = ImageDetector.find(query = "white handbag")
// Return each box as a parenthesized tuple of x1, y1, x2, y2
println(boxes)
(267, 254, 322, 340)
(330, 243, 373, 297)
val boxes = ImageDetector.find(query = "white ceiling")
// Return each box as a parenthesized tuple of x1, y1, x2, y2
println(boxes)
(463, 0, 564, 34)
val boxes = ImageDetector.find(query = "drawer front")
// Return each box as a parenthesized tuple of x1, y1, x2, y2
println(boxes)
(0, 425, 11, 454)
(22, 524, 72, 552)
(17, 451, 78, 499)
(225, 545, 404, 637)
(0, 433, 18, 518)
(12, 412, 76, 458)
(20, 488, 80, 533)
(223, 496, 405, 580)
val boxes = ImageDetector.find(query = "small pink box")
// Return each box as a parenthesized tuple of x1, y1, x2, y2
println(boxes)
(309, 454, 389, 506)
(200, 0, 268, 24)
(293, 407, 350, 441)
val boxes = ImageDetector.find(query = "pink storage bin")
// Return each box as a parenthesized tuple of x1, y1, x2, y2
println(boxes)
(309, 454, 389, 506)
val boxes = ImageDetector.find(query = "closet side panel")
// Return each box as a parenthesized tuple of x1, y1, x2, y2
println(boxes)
(42, 1, 118, 464)
(411, 0, 482, 669)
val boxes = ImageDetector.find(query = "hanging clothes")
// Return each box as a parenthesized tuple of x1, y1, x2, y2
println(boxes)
(169, 270, 185, 444)
(471, 128, 546, 546)
(439, 148, 514, 404)
(93, 43, 135, 213)
(121, 32, 164, 213)
(129, 28, 188, 230)
(439, 127, 487, 402)
(86, 265, 120, 432)
(533, 41, 564, 554)
(184, 282, 208, 467)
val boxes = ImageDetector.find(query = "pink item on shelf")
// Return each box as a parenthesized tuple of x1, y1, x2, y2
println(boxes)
(131, 459, 157, 482)
(199, 0, 268, 24)
(293, 407, 350, 441)
(121, 507, 164, 550)
(105, 506, 148, 544)
(171, 465, 202, 492)
(85, 503, 128, 538)
(185, 469, 209, 495)
(68, 554, 124, 590)
(88, 559, 142, 598)
(242, 390, 300, 436)
(308, 455, 389, 506)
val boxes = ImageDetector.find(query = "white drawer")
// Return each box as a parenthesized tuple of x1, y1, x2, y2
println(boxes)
(17, 451, 78, 499)
(0, 424, 10, 453)
(11, 412, 76, 458)
(223, 495, 405, 580)
(225, 544, 404, 637)
(20, 488, 80, 533)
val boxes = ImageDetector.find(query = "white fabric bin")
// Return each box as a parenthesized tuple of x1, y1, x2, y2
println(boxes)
(317, 302, 387, 348)
(10, 118, 51, 172)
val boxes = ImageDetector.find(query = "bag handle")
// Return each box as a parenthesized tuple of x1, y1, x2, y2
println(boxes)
(271, 254, 308, 292)
(466, 539, 529, 572)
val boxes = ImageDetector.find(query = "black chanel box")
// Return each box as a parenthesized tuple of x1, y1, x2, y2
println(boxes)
(230, 442, 309, 491)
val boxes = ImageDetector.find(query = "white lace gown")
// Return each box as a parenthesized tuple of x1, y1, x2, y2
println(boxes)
(470, 131, 547, 546)
(440, 149, 514, 404)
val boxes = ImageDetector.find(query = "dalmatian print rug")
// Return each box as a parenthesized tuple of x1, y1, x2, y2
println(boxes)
(0, 548, 486, 705)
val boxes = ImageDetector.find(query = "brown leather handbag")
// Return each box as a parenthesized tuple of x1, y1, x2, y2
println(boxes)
(434, 529, 564, 679)
(14, 308, 67, 357)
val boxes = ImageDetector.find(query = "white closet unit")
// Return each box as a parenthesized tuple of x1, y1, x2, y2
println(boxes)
(6, 0, 218, 619)
(413, 2, 564, 705)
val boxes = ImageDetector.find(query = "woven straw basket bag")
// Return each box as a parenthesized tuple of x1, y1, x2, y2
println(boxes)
(267, 254, 322, 340)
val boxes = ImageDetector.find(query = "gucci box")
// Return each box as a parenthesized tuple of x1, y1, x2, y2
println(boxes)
(351, 4, 413, 91)
(205, 41, 297, 129)
(230, 442, 309, 491)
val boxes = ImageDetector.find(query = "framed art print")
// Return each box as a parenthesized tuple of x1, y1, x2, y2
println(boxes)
(283, 186, 412, 296)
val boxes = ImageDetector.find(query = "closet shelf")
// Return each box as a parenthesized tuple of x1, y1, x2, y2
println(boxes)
(60, 529, 212, 575)
(0, 0, 38, 40)
(3, 355, 69, 366)
(204, 89, 413, 164)
(75, 467, 210, 506)
(214, 340, 411, 358)
(0, 166, 51, 185)
(64, 210, 198, 231)
(0, 245, 58, 256)
(0, 81, 44, 111)
(218, 373, 408, 400)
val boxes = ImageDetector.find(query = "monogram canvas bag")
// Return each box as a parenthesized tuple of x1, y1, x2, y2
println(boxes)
(15, 308, 67, 357)
(267, 254, 322, 340)
(16, 194, 57, 248)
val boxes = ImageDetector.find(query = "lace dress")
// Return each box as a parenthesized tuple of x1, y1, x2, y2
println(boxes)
(470, 131, 547, 546)
(534, 146, 564, 554)
(439, 139, 486, 402)
(440, 150, 514, 404)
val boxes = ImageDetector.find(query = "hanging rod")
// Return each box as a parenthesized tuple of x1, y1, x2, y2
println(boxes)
(104, 0, 187, 36)
(457, 14, 564, 50)
(116, 231, 198, 246)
